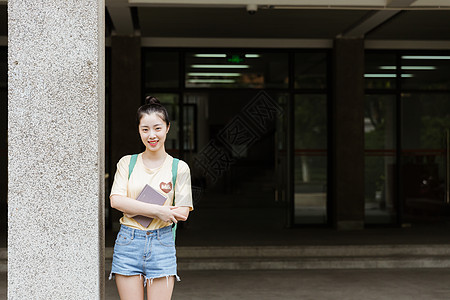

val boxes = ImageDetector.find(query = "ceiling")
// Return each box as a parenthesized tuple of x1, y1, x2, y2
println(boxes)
(134, 7, 450, 41)
(367, 10, 450, 40)
(138, 8, 369, 39)
(1, 4, 450, 42)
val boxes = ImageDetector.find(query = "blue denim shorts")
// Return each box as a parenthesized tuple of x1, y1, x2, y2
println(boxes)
(109, 225, 180, 285)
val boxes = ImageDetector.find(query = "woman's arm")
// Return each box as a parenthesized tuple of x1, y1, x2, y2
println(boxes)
(110, 195, 187, 223)
(172, 161, 193, 221)
(171, 207, 190, 221)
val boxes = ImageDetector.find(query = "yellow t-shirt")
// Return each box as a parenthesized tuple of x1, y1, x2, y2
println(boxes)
(110, 153, 193, 230)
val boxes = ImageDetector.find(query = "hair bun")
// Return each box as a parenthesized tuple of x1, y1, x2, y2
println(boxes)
(145, 95, 161, 105)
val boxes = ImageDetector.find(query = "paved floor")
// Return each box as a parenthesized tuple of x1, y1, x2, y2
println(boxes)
(3, 224, 450, 299)
(108, 269, 450, 300)
(1, 268, 450, 299)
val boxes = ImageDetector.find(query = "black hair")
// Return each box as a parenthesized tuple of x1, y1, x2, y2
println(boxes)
(136, 96, 170, 126)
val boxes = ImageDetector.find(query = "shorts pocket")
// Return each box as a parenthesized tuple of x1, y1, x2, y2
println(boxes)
(115, 231, 132, 246)
(157, 230, 175, 247)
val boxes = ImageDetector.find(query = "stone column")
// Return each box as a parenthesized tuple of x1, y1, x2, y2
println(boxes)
(0, 48, 6, 243)
(8, 1, 105, 299)
(332, 38, 365, 230)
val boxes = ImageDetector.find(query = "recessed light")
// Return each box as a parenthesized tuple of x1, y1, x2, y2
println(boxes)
(194, 54, 227, 58)
(187, 72, 241, 77)
(191, 65, 250, 69)
(364, 74, 413, 78)
(188, 79, 236, 83)
(402, 56, 450, 60)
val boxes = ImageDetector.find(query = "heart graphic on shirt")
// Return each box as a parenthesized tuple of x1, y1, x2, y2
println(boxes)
(160, 182, 173, 193)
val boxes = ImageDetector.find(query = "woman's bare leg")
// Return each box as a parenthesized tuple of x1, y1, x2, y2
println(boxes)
(115, 274, 145, 300)
(147, 276, 175, 300)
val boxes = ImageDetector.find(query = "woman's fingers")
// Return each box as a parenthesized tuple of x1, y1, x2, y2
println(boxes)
(159, 206, 186, 223)
(172, 211, 187, 221)
(168, 206, 188, 221)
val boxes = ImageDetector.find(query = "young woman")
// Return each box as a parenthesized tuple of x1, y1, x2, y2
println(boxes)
(109, 96, 193, 300)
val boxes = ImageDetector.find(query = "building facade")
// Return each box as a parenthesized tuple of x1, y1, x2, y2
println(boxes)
(102, 2, 450, 239)
(2, 1, 450, 297)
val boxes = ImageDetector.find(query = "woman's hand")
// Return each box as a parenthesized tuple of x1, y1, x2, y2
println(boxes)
(171, 207, 190, 221)
(155, 206, 187, 223)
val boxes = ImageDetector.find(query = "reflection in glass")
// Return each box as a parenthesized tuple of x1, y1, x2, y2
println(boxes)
(183, 104, 197, 152)
(294, 52, 327, 89)
(294, 94, 327, 224)
(401, 93, 450, 221)
(401, 55, 450, 90)
(144, 51, 179, 88)
(182, 91, 288, 230)
(275, 94, 289, 206)
(365, 53, 396, 89)
(185, 52, 288, 88)
(364, 95, 397, 224)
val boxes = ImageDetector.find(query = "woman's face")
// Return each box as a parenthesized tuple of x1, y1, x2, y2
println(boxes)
(138, 112, 170, 153)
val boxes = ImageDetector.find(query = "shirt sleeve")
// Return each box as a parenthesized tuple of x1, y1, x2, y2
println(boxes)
(174, 160, 193, 210)
(110, 155, 131, 197)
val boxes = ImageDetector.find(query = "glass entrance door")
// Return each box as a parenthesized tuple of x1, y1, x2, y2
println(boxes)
(294, 94, 328, 224)
(401, 93, 450, 222)
(364, 94, 397, 224)
(182, 90, 289, 232)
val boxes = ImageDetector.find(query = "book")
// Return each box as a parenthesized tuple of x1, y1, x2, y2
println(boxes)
(133, 184, 168, 227)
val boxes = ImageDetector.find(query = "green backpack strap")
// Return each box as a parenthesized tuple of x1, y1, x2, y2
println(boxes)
(171, 158, 179, 241)
(128, 154, 138, 179)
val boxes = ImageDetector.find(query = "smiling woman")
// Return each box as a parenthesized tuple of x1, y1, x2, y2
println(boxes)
(109, 95, 194, 300)
(137, 97, 171, 156)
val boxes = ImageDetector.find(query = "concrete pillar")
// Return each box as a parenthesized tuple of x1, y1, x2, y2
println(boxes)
(0, 48, 6, 243)
(8, 1, 105, 299)
(109, 36, 141, 231)
(332, 38, 365, 230)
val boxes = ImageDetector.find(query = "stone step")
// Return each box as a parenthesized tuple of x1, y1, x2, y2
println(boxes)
(4, 245, 450, 272)
(103, 245, 450, 271)
(176, 256, 450, 270)
(182, 245, 450, 256)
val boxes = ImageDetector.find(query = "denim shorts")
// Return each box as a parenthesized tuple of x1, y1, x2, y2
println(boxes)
(109, 225, 180, 285)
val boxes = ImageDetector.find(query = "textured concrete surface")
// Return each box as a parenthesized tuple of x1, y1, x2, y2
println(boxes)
(8, 1, 105, 299)
(3, 269, 448, 300)
(172, 269, 450, 300)
(174, 245, 450, 270)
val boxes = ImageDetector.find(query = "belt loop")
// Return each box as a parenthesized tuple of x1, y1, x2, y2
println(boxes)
(131, 228, 135, 240)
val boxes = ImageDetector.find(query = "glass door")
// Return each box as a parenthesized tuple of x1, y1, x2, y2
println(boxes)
(400, 93, 450, 222)
(364, 94, 397, 224)
(182, 90, 289, 232)
(294, 94, 328, 224)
